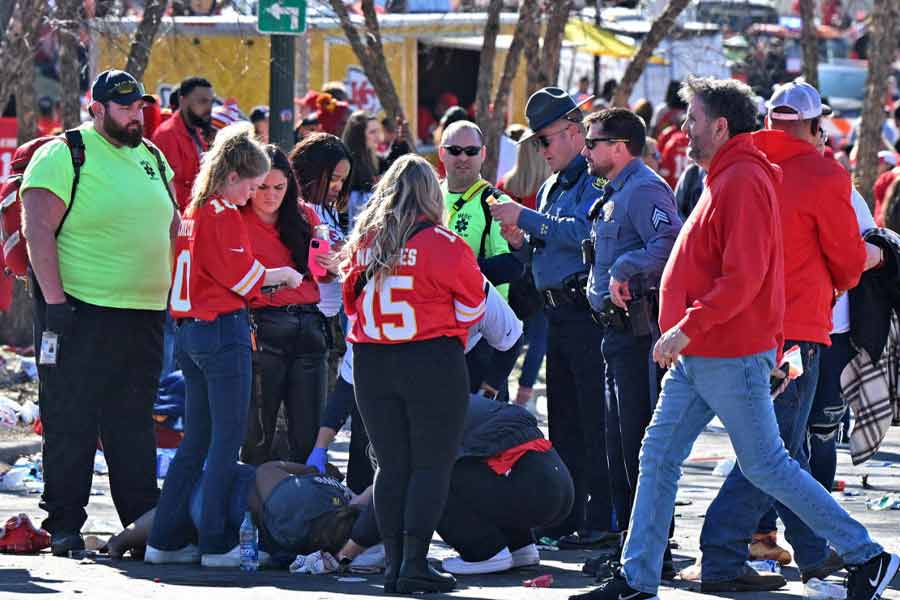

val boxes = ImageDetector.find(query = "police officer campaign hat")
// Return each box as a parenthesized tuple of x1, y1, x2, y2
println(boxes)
(519, 87, 595, 144)
(91, 69, 155, 105)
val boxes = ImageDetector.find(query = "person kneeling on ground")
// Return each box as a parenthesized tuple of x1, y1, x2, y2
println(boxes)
(107, 461, 379, 568)
(438, 393, 574, 575)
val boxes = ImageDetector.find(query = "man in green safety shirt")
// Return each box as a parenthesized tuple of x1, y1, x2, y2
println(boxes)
(439, 120, 524, 401)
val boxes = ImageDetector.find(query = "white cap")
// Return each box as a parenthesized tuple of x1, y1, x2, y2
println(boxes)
(878, 150, 898, 166)
(767, 82, 829, 120)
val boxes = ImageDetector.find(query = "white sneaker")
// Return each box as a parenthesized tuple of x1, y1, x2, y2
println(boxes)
(144, 544, 200, 564)
(442, 547, 513, 575)
(510, 543, 540, 568)
(201, 545, 271, 568)
(349, 543, 385, 572)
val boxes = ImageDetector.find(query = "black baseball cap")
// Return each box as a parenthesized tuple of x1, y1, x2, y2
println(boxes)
(91, 69, 155, 105)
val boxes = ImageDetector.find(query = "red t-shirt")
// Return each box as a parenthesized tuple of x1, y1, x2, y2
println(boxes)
(497, 177, 538, 210)
(242, 203, 322, 308)
(343, 224, 486, 346)
(659, 130, 689, 190)
(170, 195, 265, 320)
(873, 169, 899, 227)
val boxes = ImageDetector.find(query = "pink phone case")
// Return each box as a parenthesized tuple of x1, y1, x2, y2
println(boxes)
(308, 238, 331, 277)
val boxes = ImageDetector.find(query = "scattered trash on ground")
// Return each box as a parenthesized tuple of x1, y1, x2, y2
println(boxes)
(866, 495, 900, 511)
(804, 578, 847, 599)
(522, 574, 553, 587)
(0, 456, 43, 492)
(0, 513, 51, 553)
(93, 451, 108, 475)
(712, 457, 736, 477)
(747, 559, 781, 573)
(289, 550, 339, 574)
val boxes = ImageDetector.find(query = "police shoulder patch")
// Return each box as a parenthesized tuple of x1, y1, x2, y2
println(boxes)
(651, 206, 671, 231)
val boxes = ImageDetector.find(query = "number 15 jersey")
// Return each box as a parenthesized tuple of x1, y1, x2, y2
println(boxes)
(343, 224, 487, 346)
(170, 195, 265, 320)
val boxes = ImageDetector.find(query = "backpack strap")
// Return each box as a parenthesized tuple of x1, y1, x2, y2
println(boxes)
(477, 185, 502, 259)
(55, 129, 86, 237)
(353, 221, 435, 299)
(142, 138, 178, 211)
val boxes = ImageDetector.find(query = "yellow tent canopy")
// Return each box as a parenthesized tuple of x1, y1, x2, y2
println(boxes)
(565, 19, 667, 64)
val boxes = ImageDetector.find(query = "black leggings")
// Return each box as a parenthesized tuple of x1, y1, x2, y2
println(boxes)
(437, 449, 574, 561)
(353, 337, 470, 542)
(242, 307, 328, 465)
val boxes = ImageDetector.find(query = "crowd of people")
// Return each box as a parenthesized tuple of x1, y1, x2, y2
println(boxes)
(13, 65, 900, 600)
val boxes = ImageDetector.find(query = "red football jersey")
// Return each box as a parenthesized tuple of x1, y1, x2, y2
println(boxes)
(171, 195, 265, 320)
(659, 131, 689, 190)
(343, 224, 486, 346)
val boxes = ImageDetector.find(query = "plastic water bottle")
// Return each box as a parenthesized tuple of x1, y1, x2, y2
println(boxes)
(239, 511, 258, 571)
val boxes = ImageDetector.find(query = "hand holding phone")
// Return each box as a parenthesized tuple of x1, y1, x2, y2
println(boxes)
(308, 238, 331, 277)
(770, 363, 790, 395)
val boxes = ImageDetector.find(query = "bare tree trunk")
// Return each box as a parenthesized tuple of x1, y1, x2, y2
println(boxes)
(539, 0, 572, 89)
(480, 0, 538, 180)
(14, 0, 45, 145)
(124, 0, 168, 81)
(474, 0, 503, 122)
(0, 0, 15, 43)
(327, 0, 415, 150)
(612, 0, 691, 107)
(57, 0, 82, 129)
(523, 6, 543, 96)
(0, 0, 20, 116)
(798, 0, 818, 88)
(853, 0, 899, 208)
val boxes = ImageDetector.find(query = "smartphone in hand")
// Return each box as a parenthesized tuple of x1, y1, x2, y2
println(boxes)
(770, 363, 790, 394)
(308, 238, 331, 277)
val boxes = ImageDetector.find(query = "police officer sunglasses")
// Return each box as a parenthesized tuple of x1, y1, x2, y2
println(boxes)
(584, 137, 630, 150)
(442, 145, 482, 156)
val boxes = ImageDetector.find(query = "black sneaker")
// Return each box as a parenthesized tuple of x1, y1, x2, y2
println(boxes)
(802, 549, 845, 583)
(570, 571, 658, 600)
(50, 532, 85, 557)
(847, 552, 900, 600)
(559, 530, 622, 549)
(700, 564, 787, 592)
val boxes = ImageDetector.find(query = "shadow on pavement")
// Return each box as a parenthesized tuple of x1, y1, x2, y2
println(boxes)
(0, 568, 65, 594)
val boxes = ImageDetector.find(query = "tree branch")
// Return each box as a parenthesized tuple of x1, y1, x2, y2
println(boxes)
(124, 0, 168, 81)
(474, 0, 503, 123)
(612, 0, 691, 107)
(798, 0, 818, 88)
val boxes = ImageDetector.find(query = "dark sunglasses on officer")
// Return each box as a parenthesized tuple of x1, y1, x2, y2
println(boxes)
(442, 145, 482, 157)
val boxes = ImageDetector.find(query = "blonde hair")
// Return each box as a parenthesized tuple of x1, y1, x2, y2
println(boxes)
(342, 155, 445, 289)
(189, 121, 270, 210)
(502, 129, 552, 200)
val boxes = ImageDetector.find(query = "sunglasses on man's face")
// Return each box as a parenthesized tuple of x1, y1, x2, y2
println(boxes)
(442, 145, 482, 157)
(584, 137, 630, 150)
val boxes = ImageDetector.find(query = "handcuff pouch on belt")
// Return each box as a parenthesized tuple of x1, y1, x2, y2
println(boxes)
(593, 291, 658, 338)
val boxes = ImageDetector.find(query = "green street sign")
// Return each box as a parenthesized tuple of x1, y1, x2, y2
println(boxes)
(257, 0, 307, 34)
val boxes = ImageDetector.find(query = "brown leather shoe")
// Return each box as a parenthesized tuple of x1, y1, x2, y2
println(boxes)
(749, 531, 792, 565)
(701, 565, 788, 592)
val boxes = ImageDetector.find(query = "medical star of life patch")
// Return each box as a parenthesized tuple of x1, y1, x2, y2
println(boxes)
(651, 206, 671, 231)
(592, 177, 608, 190)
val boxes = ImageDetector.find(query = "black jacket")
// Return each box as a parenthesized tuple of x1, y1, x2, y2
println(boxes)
(849, 227, 900, 362)
(457, 394, 543, 460)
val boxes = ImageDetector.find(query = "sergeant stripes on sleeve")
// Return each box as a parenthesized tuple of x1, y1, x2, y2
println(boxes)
(231, 260, 265, 297)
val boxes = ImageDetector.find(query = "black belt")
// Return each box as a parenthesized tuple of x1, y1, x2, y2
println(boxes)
(543, 288, 578, 309)
(254, 304, 320, 315)
(543, 272, 590, 310)
(175, 308, 246, 326)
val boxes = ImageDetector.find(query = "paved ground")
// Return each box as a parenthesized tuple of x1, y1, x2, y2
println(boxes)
(2, 398, 900, 600)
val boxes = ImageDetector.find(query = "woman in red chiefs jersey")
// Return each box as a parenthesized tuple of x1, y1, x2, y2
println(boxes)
(240, 145, 330, 466)
(147, 123, 303, 566)
(341, 154, 487, 594)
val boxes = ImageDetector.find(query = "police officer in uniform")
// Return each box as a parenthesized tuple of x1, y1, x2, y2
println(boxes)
(581, 108, 682, 548)
(491, 88, 614, 546)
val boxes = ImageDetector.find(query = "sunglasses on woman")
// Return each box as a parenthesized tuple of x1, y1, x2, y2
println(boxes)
(442, 145, 482, 157)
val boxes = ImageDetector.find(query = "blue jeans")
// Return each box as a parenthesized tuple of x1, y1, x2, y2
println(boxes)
(518, 310, 548, 389)
(147, 310, 253, 554)
(160, 312, 178, 380)
(621, 350, 881, 594)
(702, 342, 831, 579)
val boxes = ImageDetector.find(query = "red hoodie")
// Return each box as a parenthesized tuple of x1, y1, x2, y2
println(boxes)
(659, 133, 784, 358)
(752, 130, 866, 345)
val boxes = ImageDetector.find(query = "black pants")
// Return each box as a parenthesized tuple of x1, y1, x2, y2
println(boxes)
(541, 303, 612, 537)
(353, 337, 469, 541)
(438, 449, 574, 561)
(602, 327, 655, 530)
(320, 376, 374, 494)
(33, 287, 162, 535)
(241, 307, 328, 465)
(465, 336, 524, 401)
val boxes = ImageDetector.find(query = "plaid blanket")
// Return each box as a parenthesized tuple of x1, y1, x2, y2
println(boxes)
(842, 312, 900, 465)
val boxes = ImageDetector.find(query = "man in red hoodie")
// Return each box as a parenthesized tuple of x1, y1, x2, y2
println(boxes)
(699, 81, 884, 591)
(570, 77, 898, 600)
